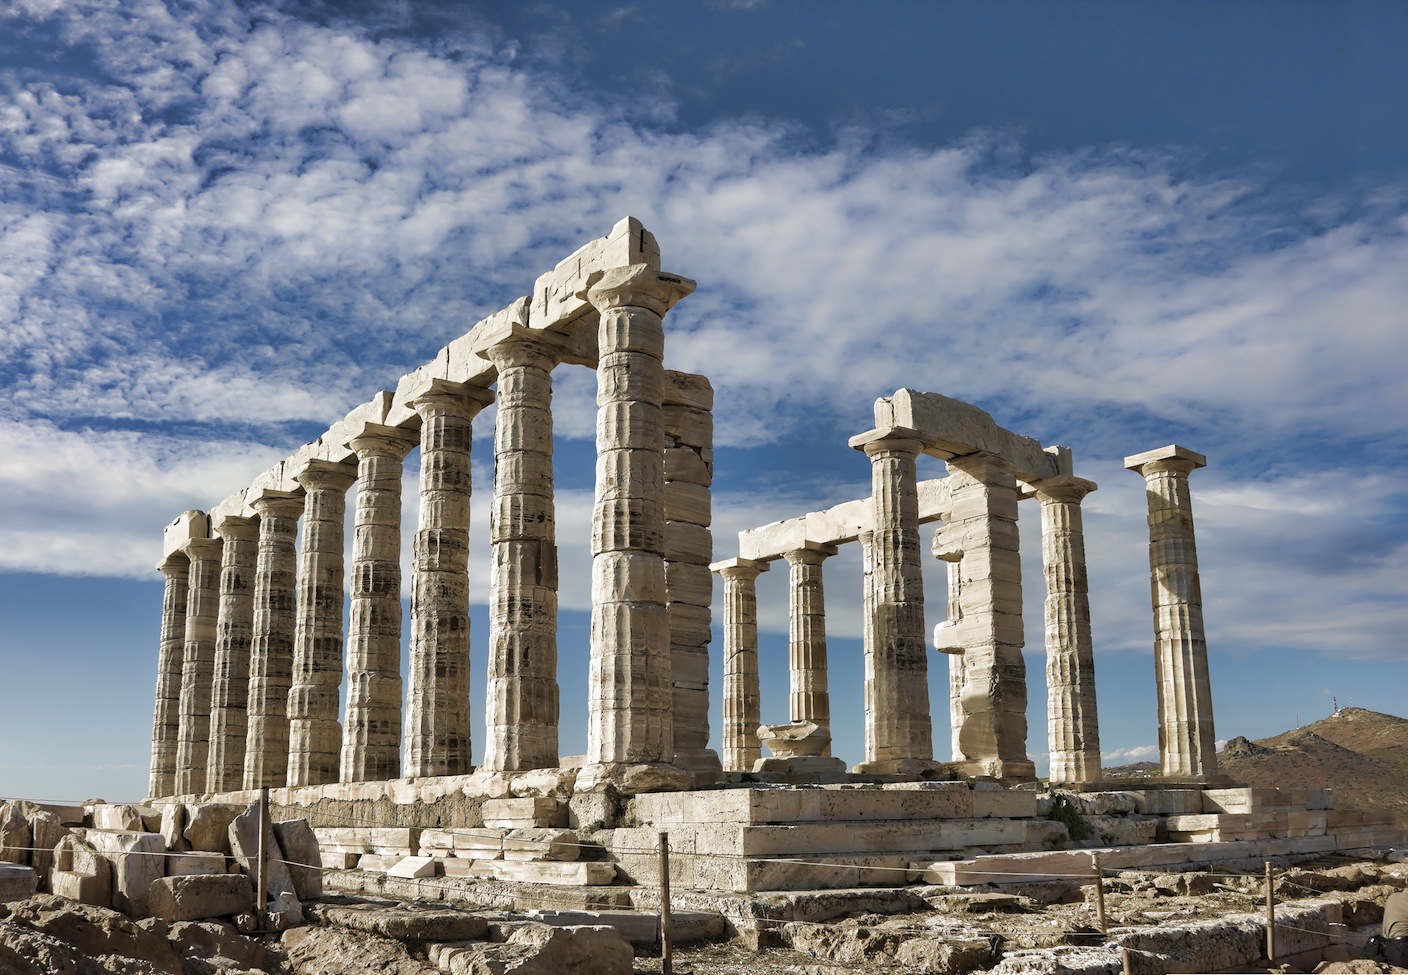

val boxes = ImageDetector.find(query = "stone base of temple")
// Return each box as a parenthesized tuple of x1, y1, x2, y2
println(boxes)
(749, 755, 849, 784)
(956, 757, 1039, 784)
(850, 757, 954, 777)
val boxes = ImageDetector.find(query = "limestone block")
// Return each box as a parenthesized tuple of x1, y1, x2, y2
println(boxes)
(665, 562, 713, 609)
(503, 828, 580, 862)
(664, 481, 711, 528)
(483, 797, 565, 829)
(87, 830, 166, 916)
(367, 827, 421, 852)
(149, 874, 254, 922)
(162, 510, 211, 559)
(227, 806, 296, 905)
(320, 851, 359, 870)
(159, 804, 187, 851)
(183, 803, 243, 854)
(420, 829, 456, 853)
(972, 789, 1039, 819)
(664, 447, 711, 486)
(531, 216, 659, 328)
(879, 390, 1061, 480)
(663, 404, 711, 450)
(481, 860, 616, 886)
(91, 804, 151, 833)
(272, 819, 322, 901)
(454, 831, 505, 859)
(664, 521, 712, 564)
(357, 854, 397, 873)
(0, 803, 31, 864)
(386, 855, 438, 879)
(1126, 789, 1205, 816)
(1067, 792, 1139, 816)
(440, 858, 478, 879)
(51, 868, 109, 906)
(166, 851, 226, 877)
(662, 370, 714, 411)
(0, 862, 38, 902)
(1202, 787, 1296, 814)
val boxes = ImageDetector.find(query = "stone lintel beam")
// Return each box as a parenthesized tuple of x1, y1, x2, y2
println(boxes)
(736, 480, 954, 561)
(531, 216, 662, 331)
(872, 390, 1064, 482)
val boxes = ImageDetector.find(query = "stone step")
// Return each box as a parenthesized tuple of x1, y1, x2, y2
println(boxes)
(523, 908, 726, 946)
(625, 783, 1035, 826)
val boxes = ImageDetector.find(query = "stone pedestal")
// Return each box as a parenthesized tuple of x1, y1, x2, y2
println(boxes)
(205, 515, 259, 793)
(937, 454, 1034, 783)
(149, 552, 190, 798)
(405, 382, 493, 777)
(1033, 475, 1102, 785)
(341, 424, 419, 783)
(481, 330, 565, 773)
(175, 538, 223, 796)
(583, 265, 695, 776)
(1126, 445, 1218, 781)
(713, 558, 768, 772)
(783, 545, 836, 753)
(851, 432, 937, 776)
(243, 490, 303, 790)
(288, 459, 358, 787)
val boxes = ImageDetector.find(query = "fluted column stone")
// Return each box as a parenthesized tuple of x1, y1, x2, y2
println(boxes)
(287, 459, 357, 787)
(584, 264, 695, 772)
(1033, 475, 1101, 785)
(149, 552, 190, 798)
(341, 424, 419, 782)
(1125, 445, 1218, 780)
(205, 515, 259, 793)
(784, 545, 836, 747)
(714, 558, 768, 772)
(852, 432, 935, 774)
(174, 537, 223, 795)
(242, 490, 303, 790)
(404, 381, 493, 778)
(480, 330, 565, 773)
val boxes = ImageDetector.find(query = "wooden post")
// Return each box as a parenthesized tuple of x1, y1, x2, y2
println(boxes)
(659, 831, 673, 975)
(1121, 946, 1133, 975)
(256, 788, 269, 920)
(1264, 860, 1276, 963)
(1092, 853, 1107, 935)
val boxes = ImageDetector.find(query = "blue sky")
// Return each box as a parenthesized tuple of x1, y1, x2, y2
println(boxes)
(1, 0, 1405, 803)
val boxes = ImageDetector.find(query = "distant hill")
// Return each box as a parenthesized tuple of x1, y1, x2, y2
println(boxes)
(1103, 707, 1408, 814)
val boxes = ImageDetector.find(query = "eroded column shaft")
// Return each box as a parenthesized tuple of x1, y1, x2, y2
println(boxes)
(288, 461, 357, 787)
(405, 384, 491, 777)
(149, 553, 189, 798)
(341, 426, 419, 782)
(785, 546, 834, 748)
(174, 538, 222, 795)
(715, 559, 766, 771)
(205, 516, 259, 793)
(243, 492, 303, 790)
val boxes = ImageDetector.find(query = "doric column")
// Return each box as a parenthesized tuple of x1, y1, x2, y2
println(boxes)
(584, 265, 695, 770)
(1125, 445, 1218, 780)
(242, 490, 303, 790)
(663, 372, 721, 778)
(149, 552, 189, 798)
(713, 558, 768, 772)
(287, 459, 358, 787)
(851, 431, 935, 774)
(205, 515, 259, 793)
(479, 329, 566, 773)
(1032, 475, 1101, 785)
(940, 454, 1034, 782)
(404, 381, 493, 778)
(783, 545, 837, 748)
(341, 424, 419, 782)
(174, 537, 222, 795)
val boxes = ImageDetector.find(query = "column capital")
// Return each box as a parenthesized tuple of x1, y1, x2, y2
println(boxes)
(782, 543, 837, 566)
(711, 557, 771, 581)
(183, 537, 224, 562)
(212, 513, 260, 542)
(586, 264, 696, 316)
(155, 551, 190, 576)
(1029, 474, 1099, 504)
(1124, 444, 1206, 477)
(476, 321, 572, 372)
(345, 422, 419, 460)
(291, 458, 358, 494)
(848, 427, 927, 458)
(409, 379, 495, 420)
(249, 488, 305, 521)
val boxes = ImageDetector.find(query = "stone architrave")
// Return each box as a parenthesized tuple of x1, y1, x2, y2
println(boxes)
(783, 545, 837, 750)
(287, 459, 358, 788)
(341, 423, 420, 783)
(479, 329, 568, 773)
(1032, 475, 1102, 785)
(939, 453, 1034, 782)
(584, 264, 696, 769)
(1125, 445, 1218, 780)
(663, 372, 721, 778)
(712, 558, 768, 772)
(404, 381, 494, 778)
(205, 515, 259, 793)
(175, 537, 223, 796)
(242, 490, 304, 791)
(149, 552, 190, 798)
(850, 431, 935, 774)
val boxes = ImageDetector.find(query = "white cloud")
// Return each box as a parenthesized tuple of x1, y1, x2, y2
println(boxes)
(1101, 744, 1158, 765)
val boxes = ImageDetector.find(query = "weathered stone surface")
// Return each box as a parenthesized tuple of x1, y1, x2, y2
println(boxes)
(309, 900, 489, 940)
(440, 921, 632, 975)
(227, 806, 296, 906)
(482, 798, 565, 829)
(166, 919, 270, 972)
(0, 864, 38, 903)
(272, 819, 322, 901)
(158, 803, 186, 852)
(182, 804, 242, 854)
(1, 894, 183, 974)
(165, 851, 226, 878)
(91, 804, 150, 834)
(206, 514, 258, 794)
(713, 559, 767, 772)
(87, 831, 165, 916)
(244, 491, 303, 791)
(50, 833, 112, 907)
(502, 828, 580, 862)
(175, 537, 223, 796)
(149, 874, 254, 922)
(387, 856, 437, 879)
(280, 923, 441, 975)
(0, 804, 31, 866)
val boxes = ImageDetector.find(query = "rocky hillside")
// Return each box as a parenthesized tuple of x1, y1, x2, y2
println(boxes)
(1216, 707, 1408, 814)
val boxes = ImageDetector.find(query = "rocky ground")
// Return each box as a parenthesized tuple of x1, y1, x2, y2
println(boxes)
(2, 854, 1406, 974)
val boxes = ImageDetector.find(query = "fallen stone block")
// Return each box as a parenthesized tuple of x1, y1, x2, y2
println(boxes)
(454, 829, 505, 858)
(320, 851, 359, 870)
(441, 922, 632, 975)
(273, 818, 322, 900)
(387, 855, 438, 879)
(21, 805, 69, 884)
(87, 830, 166, 916)
(4, 892, 183, 973)
(0, 803, 31, 865)
(183, 803, 243, 854)
(50, 833, 112, 907)
(166, 850, 227, 877)
(0, 862, 39, 902)
(310, 901, 489, 940)
(159, 803, 188, 851)
(503, 828, 581, 862)
(166, 919, 272, 972)
(482, 860, 616, 886)
(357, 854, 398, 873)
(149, 874, 255, 922)
(90, 803, 152, 833)
(228, 805, 296, 907)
